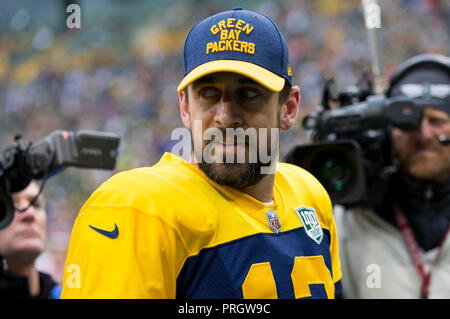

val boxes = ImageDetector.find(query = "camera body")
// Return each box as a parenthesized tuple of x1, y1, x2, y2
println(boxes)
(285, 54, 449, 206)
(285, 76, 423, 206)
(0, 130, 120, 230)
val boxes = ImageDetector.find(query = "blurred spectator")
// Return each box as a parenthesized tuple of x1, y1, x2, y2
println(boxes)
(0, 181, 61, 298)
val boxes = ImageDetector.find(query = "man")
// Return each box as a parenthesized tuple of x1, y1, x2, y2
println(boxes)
(335, 54, 450, 298)
(61, 8, 341, 299)
(0, 181, 61, 299)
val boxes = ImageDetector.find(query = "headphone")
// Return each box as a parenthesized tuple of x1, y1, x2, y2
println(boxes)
(386, 53, 450, 97)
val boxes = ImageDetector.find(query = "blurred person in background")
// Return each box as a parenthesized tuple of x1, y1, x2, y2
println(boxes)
(0, 181, 61, 299)
(335, 54, 450, 298)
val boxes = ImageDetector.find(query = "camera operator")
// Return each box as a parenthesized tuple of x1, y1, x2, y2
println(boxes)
(0, 180, 61, 299)
(335, 54, 450, 298)
(0, 129, 119, 298)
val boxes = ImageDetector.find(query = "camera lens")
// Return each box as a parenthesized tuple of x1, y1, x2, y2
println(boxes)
(311, 150, 352, 192)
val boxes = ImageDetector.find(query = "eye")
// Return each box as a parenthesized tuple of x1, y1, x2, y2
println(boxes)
(427, 116, 449, 128)
(32, 202, 41, 209)
(198, 87, 220, 100)
(240, 88, 260, 99)
(31, 197, 43, 209)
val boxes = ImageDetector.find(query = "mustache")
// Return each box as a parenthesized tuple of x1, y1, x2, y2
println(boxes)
(412, 139, 442, 151)
(201, 127, 277, 145)
(202, 127, 250, 147)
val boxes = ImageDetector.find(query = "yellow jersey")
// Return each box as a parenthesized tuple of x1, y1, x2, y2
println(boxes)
(61, 152, 341, 299)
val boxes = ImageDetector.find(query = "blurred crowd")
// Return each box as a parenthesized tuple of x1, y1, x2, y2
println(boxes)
(0, 0, 448, 284)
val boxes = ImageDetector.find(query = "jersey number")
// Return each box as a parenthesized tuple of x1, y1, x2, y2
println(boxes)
(242, 255, 334, 299)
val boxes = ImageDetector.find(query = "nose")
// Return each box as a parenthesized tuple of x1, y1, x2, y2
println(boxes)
(415, 118, 436, 141)
(214, 96, 243, 128)
(14, 200, 36, 223)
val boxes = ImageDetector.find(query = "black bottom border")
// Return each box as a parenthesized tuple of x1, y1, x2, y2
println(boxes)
(9, 299, 450, 317)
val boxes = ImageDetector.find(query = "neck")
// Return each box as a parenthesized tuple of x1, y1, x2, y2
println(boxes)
(239, 173, 275, 203)
(7, 260, 40, 297)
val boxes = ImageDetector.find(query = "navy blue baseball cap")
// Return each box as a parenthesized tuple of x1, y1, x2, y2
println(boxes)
(177, 8, 292, 93)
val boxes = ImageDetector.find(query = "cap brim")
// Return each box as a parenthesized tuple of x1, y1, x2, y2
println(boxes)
(177, 60, 286, 93)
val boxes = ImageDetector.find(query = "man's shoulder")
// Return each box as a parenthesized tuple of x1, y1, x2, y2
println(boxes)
(278, 161, 314, 176)
(82, 158, 210, 216)
(75, 158, 220, 245)
(276, 162, 333, 225)
(277, 162, 328, 193)
(106, 165, 176, 186)
(102, 157, 198, 193)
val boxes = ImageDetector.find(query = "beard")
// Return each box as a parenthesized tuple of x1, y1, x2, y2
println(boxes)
(198, 160, 266, 190)
(193, 133, 277, 190)
(404, 152, 450, 181)
(393, 137, 450, 181)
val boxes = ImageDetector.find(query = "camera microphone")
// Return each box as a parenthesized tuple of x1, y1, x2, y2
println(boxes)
(439, 135, 450, 145)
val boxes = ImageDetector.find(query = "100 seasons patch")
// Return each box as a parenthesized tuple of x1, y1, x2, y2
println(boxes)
(295, 206, 323, 244)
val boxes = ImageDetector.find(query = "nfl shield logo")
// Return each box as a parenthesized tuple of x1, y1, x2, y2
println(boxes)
(295, 206, 323, 244)
(265, 209, 282, 234)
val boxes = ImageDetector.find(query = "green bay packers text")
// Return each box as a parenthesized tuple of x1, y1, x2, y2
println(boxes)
(207, 18, 255, 55)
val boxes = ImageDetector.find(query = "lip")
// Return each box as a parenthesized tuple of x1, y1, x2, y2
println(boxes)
(15, 228, 40, 239)
(412, 148, 438, 158)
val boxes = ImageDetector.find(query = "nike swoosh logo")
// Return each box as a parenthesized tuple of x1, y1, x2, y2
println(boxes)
(89, 223, 119, 239)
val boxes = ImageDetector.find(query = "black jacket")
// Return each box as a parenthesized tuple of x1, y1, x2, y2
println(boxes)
(0, 263, 61, 299)
(375, 172, 450, 251)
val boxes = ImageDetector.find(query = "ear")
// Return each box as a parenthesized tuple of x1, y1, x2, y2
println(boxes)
(280, 86, 300, 131)
(179, 89, 191, 129)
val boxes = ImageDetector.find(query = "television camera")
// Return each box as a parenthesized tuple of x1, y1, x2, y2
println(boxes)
(0, 130, 120, 230)
(285, 73, 427, 206)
